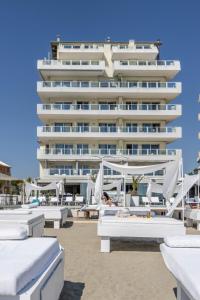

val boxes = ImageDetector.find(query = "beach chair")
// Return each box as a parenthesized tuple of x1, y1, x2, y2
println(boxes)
(50, 197, 59, 205)
(0, 226, 64, 300)
(75, 196, 84, 206)
(141, 197, 150, 206)
(150, 197, 160, 205)
(65, 196, 73, 206)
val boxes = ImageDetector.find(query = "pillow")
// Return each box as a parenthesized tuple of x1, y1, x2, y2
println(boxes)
(164, 235, 200, 248)
(0, 225, 27, 240)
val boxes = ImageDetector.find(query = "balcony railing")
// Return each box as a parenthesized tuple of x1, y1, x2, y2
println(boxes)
(39, 148, 178, 156)
(39, 103, 178, 111)
(46, 168, 164, 176)
(59, 44, 104, 50)
(41, 126, 178, 134)
(115, 60, 178, 66)
(112, 45, 153, 50)
(38, 59, 103, 67)
(40, 80, 179, 89)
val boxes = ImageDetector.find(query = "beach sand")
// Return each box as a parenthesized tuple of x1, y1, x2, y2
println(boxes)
(44, 222, 198, 300)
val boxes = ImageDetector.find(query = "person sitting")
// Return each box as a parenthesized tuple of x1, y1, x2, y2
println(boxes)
(102, 192, 113, 206)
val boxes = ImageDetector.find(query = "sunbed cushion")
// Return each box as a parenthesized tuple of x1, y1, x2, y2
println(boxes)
(0, 238, 60, 295)
(0, 210, 32, 215)
(0, 225, 27, 240)
(164, 235, 200, 248)
(160, 243, 200, 300)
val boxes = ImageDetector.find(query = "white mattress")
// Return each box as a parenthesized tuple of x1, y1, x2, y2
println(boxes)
(0, 210, 32, 215)
(0, 212, 44, 225)
(98, 216, 185, 238)
(0, 238, 60, 296)
(160, 243, 200, 300)
(100, 216, 183, 224)
(0, 225, 27, 240)
(18, 206, 67, 220)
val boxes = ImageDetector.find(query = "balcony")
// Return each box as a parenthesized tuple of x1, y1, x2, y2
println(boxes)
(113, 60, 180, 79)
(43, 168, 164, 179)
(37, 59, 106, 79)
(37, 148, 181, 162)
(112, 44, 159, 60)
(57, 44, 104, 60)
(37, 81, 182, 101)
(37, 103, 182, 122)
(37, 126, 182, 142)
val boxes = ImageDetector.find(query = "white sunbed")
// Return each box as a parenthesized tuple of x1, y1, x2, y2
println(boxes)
(0, 211, 44, 237)
(185, 207, 200, 230)
(98, 216, 186, 252)
(18, 206, 68, 229)
(160, 236, 200, 300)
(141, 196, 150, 206)
(0, 236, 64, 300)
(64, 196, 73, 205)
(75, 196, 84, 205)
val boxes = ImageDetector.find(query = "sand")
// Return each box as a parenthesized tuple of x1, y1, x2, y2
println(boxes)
(44, 222, 198, 300)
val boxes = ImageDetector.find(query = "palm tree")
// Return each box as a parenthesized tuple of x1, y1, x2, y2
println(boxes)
(131, 175, 144, 196)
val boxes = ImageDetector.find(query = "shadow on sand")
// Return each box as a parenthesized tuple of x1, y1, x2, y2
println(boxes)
(59, 281, 85, 300)
(111, 239, 161, 252)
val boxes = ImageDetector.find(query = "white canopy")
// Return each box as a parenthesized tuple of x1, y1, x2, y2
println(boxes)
(166, 174, 199, 217)
(102, 158, 182, 203)
(103, 160, 173, 175)
(25, 181, 60, 201)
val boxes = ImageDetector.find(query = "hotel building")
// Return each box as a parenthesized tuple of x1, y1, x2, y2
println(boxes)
(37, 38, 182, 196)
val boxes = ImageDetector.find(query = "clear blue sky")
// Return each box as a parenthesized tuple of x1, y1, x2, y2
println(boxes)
(0, 0, 199, 178)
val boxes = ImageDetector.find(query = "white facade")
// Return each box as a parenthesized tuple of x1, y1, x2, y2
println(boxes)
(37, 39, 182, 195)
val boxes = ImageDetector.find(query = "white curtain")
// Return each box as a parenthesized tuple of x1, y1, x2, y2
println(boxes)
(94, 163, 103, 204)
(146, 180, 163, 197)
(166, 174, 199, 217)
(162, 158, 181, 201)
(86, 180, 95, 204)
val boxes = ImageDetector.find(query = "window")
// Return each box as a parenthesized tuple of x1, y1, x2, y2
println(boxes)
(55, 144, 73, 155)
(54, 123, 72, 132)
(53, 102, 72, 110)
(142, 144, 159, 155)
(99, 123, 116, 132)
(77, 144, 89, 154)
(77, 101, 89, 110)
(77, 123, 89, 132)
(142, 123, 160, 133)
(125, 102, 137, 110)
(99, 102, 116, 110)
(126, 123, 137, 132)
(126, 144, 138, 155)
(99, 144, 116, 155)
